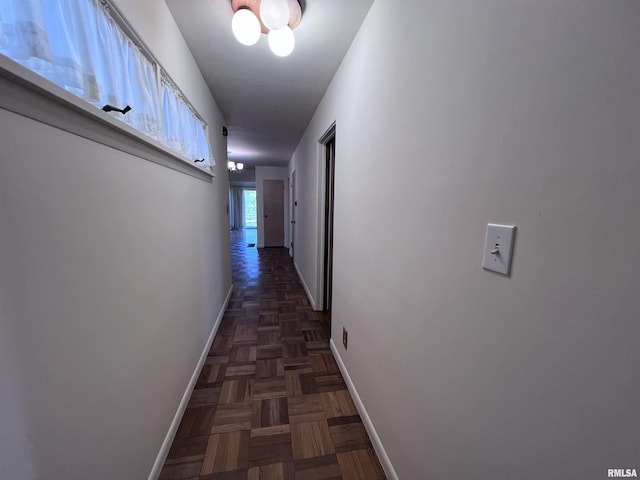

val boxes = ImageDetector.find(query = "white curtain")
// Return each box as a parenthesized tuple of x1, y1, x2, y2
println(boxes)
(162, 78, 211, 166)
(229, 187, 244, 230)
(0, 0, 51, 71)
(195, 120, 211, 165)
(0, 0, 163, 141)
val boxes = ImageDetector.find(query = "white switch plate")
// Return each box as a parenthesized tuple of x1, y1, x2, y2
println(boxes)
(482, 224, 516, 275)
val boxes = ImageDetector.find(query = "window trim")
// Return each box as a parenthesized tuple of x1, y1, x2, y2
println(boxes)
(0, 53, 213, 182)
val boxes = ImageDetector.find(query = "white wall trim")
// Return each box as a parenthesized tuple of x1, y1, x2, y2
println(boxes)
(330, 339, 399, 480)
(294, 261, 319, 311)
(147, 284, 234, 480)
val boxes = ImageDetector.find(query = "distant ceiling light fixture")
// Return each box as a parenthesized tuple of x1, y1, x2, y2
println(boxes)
(231, 0, 302, 57)
(228, 160, 244, 172)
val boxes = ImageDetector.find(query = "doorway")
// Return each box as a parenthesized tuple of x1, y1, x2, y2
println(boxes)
(290, 171, 296, 259)
(229, 186, 256, 231)
(243, 189, 257, 228)
(320, 126, 336, 315)
(263, 179, 285, 247)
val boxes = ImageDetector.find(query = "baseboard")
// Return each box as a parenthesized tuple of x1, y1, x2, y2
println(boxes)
(330, 339, 399, 480)
(294, 261, 319, 311)
(147, 284, 234, 480)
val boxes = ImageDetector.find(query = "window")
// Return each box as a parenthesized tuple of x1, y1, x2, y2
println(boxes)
(229, 187, 256, 230)
(161, 76, 211, 163)
(243, 189, 257, 228)
(0, 0, 212, 167)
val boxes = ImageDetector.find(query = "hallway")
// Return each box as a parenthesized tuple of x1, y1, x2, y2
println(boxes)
(159, 231, 386, 479)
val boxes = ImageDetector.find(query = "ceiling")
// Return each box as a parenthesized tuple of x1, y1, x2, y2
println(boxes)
(165, 0, 374, 168)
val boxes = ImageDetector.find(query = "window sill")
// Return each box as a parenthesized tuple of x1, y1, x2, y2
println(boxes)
(0, 56, 214, 182)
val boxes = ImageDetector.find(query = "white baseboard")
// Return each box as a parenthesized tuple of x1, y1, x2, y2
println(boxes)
(294, 261, 319, 311)
(148, 284, 234, 480)
(330, 339, 399, 480)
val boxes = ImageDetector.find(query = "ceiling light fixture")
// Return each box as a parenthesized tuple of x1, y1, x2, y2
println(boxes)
(228, 160, 244, 172)
(231, 0, 302, 57)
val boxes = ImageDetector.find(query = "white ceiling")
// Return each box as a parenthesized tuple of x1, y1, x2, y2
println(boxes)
(165, 0, 374, 168)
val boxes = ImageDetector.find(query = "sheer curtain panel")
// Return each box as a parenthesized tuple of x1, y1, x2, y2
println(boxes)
(230, 187, 245, 230)
(162, 77, 211, 166)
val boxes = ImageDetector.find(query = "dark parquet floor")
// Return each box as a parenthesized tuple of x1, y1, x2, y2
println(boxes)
(159, 230, 386, 480)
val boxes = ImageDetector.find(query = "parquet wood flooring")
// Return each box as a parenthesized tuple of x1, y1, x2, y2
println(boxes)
(159, 231, 386, 480)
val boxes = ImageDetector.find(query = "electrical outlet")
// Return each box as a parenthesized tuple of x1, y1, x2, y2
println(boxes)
(342, 327, 348, 349)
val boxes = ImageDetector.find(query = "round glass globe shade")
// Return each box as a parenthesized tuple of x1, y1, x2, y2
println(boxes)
(260, 0, 290, 30)
(231, 9, 261, 46)
(268, 26, 295, 57)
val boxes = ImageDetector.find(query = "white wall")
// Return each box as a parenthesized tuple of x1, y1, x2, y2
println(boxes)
(0, 1, 232, 478)
(288, 148, 322, 306)
(229, 168, 257, 185)
(255, 166, 289, 248)
(290, 1, 640, 479)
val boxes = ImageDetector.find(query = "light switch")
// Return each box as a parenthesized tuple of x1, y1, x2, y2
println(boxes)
(482, 224, 516, 276)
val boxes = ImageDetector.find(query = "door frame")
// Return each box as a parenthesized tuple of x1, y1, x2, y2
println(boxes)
(317, 122, 336, 312)
(290, 170, 296, 259)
